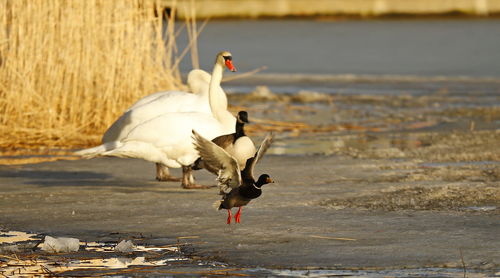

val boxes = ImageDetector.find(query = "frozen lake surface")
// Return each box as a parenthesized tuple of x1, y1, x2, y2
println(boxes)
(178, 19, 500, 77)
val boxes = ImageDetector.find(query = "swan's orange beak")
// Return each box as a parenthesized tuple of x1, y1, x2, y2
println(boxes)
(225, 60, 237, 72)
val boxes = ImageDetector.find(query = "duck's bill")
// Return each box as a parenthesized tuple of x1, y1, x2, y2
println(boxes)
(225, 60, 237, 72)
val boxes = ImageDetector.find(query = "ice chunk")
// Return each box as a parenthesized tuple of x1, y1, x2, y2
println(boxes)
(114, 240, 135, 252)
(248, 86, 279, 101)
(293, 90, 333, 103)
(41, 235, 80, 253)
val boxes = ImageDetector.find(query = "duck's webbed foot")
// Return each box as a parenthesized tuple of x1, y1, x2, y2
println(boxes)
(156, 163, 181, 182)
(227, 209, 232, 224)
(234, 207, 242, 223)
(180, 165, 214, 189)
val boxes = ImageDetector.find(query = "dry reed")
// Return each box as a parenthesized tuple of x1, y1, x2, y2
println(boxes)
(0, 0, 187, 153)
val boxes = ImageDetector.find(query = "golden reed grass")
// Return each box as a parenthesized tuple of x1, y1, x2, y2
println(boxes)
(0, 0, 192, 159)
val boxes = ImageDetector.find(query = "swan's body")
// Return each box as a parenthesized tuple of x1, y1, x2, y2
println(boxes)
(76, 51, 237, 188)
(192, 130, 274, 223)
(103, 69, 235, 143)
(102, 113, 225, 168)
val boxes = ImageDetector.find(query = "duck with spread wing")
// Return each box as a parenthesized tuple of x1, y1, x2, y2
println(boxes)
(192, 130, 274, 224)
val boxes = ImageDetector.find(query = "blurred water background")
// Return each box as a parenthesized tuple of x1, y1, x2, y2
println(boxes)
(179, 19, 500, 76)
(178, 19, 500, 95)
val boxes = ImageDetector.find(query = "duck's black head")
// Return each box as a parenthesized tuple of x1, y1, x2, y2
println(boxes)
(237, 111, 249, 124)
(255, 174, 274, 188)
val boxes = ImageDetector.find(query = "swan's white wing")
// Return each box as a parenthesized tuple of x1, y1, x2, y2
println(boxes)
(192, 130, 241, 193)
(103, 70, 211, 143)
(102, 92, 209, 143)
(127, 91, 173, 111)
(102, 112, 225, 168)
(242, 133, 274, 180)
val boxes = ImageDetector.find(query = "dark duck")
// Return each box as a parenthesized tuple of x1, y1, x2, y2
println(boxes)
(192, 130, 274, 224)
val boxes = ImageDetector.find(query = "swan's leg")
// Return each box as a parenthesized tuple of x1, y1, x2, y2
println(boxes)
(227, 209, 232, 224)
(181, 165, 213, 189)
(234, 207, 242, 223)
(155, 163, 181, 182)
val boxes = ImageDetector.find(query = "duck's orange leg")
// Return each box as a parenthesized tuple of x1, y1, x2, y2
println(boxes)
(227, 209, 232, 224)
(235, 207, 242, 223)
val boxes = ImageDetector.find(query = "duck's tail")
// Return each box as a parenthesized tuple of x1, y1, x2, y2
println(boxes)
(74, 142, 121, 159)
(212, 200, 223, 211)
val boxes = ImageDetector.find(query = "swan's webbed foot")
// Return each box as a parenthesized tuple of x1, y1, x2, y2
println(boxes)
(156, 163, 181, 182)
(157, 176, 182, 182)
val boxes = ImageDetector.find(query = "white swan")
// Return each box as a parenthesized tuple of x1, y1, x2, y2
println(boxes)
(82, 52, 237, 182)
(76, 51, 237, 189)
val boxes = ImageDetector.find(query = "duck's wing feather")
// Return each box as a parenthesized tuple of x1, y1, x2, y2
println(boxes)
(241, 133, 274, 180)
(192, 130, 241, 193)
(211, 133, 235, 149)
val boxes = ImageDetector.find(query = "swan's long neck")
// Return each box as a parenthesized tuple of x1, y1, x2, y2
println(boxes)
(208, 63, 228, 121)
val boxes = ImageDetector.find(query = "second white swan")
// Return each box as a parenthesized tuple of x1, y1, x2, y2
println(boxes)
(78, 51, 237, 184)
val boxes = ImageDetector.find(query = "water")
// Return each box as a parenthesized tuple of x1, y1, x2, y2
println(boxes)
(222, 73, 500, 95)
(176, 19, 500, 97)
(178, 19, 500, 77)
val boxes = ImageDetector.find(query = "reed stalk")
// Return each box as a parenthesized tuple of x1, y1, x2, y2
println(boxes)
(0, 0, 189, 152)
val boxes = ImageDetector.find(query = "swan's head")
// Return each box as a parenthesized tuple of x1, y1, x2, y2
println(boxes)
(217, 51, 236, 72)
(237, 111, 249, 124)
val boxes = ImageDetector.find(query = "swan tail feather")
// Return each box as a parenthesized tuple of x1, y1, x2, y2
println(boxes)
(74, 142, 121, 159)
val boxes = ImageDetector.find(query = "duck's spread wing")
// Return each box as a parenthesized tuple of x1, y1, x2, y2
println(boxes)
(211, 133, 235, 150)
(242, 133, 274, 180)
(192, 130, 241, 193)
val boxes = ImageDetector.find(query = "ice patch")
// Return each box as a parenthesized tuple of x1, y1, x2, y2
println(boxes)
(0, 230, 185, 277)
(114, 239, 135, 252)
(463, 206, 497, 212)
(41, 235, 80, 253)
